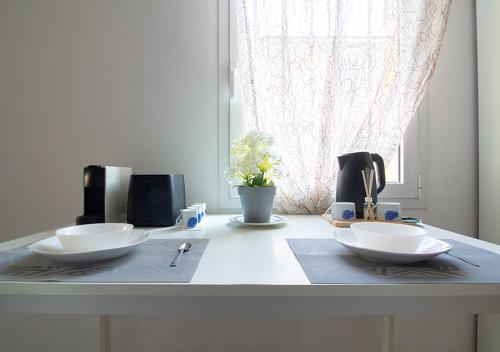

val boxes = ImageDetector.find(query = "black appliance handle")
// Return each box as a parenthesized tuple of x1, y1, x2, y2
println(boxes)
(371, 153, 386, 194)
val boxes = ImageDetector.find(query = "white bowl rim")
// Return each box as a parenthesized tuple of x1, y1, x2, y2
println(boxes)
(334, 231, 452, 255)
(29, 230, 149, 255)
(56, 223, 134, 236)
(350, 222, 426, 236)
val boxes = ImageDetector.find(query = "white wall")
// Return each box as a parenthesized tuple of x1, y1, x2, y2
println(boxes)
(476, 1, 500, 350)
(409, 0, 478, 237)
(478, 0, 500, 245)
(0, 1, 478, 352)
(0, 0, 220, 241)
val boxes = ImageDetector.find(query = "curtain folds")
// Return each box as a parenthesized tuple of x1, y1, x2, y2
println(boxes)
(236, 0, 451, 214)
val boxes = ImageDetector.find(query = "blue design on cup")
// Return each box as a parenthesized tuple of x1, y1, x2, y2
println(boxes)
(187, 217, 198, 228)
(342, 209, 355, 220)
(385, 210, 400, 221)
(198, 214, 202, 222)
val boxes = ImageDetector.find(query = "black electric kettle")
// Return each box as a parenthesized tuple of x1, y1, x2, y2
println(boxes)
(336, 152, 386, 218)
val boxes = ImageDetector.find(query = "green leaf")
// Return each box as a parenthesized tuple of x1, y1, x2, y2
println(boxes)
(251, 173, 263, 186)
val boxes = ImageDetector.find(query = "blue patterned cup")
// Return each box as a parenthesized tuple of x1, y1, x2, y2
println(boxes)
(331, 202, 356, 221)
(178, 209, 198, 229)
(376, 202, 402, 221)
(189, 205, 203, 223)
(193, 203, 206, 218)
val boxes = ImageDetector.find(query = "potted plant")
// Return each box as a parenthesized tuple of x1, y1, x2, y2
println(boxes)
(226, 131, 280, 223)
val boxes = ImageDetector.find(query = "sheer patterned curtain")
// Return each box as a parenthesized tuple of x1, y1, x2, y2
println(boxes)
(236, 0, 451, 214)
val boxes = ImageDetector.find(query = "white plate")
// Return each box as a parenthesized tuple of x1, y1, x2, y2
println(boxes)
(229, 215, 286, 226)
(28, 229, 148, 263)
(333, 229, 452, 264)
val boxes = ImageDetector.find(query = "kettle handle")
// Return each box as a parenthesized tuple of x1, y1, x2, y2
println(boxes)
(371, 153, 386, 194)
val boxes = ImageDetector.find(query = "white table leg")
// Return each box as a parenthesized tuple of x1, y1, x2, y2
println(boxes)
(381, 315, 394, 352)
(99, 315, 111, 352)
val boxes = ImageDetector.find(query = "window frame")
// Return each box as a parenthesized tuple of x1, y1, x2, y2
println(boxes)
(218, 0, 427, 210)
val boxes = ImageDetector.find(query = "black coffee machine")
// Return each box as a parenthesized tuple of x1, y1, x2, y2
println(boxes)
(336, 152, 386, 218)
(76, 165, 133, 225)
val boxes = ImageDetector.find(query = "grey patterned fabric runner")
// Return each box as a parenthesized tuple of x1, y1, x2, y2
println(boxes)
(287, 239, 500, 284)
(0, 239, 209, 283)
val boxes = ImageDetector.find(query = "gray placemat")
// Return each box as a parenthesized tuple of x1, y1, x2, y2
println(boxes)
(0, 239, 209, 283)
(287, 239, 500, 284)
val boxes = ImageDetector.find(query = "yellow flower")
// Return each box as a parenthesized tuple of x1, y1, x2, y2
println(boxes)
(256, 154, 272, 173)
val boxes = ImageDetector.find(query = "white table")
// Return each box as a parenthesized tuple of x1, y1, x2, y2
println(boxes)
(1, 215, 499, 352)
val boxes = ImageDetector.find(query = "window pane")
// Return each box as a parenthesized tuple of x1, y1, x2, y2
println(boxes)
(385, 145, 402, 183)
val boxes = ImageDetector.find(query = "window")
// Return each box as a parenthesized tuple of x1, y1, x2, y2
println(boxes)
(218, 0, 427, 210)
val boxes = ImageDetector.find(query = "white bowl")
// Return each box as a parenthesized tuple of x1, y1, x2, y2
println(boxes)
(349, 222, 426, 253)
(56, 223, 134, 252)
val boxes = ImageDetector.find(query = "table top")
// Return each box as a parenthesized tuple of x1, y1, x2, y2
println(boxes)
(1, 215, 500, 315)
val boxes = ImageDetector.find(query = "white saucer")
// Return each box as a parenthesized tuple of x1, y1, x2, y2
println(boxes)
(28, 229, 148, 263)
(229, 215, 286, 226)
(333, 229, 452, 264)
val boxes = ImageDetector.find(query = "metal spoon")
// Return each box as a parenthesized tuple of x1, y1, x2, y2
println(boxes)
(170, 242, 192, 267)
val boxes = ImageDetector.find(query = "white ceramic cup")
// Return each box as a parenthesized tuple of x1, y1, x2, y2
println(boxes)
(376, 202, 402, 221)
(331, 202, 356, 221)
(188, 205, 202, 223)
(193, 203, 206, 218)
(178, 209, 198, 229)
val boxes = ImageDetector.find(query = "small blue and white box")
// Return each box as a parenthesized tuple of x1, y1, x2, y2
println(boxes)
(331, 202, 356, 221)
(376, 202, 402, 221)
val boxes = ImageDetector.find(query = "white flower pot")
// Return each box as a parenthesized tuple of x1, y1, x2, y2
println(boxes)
(238, 186, 276, 223)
